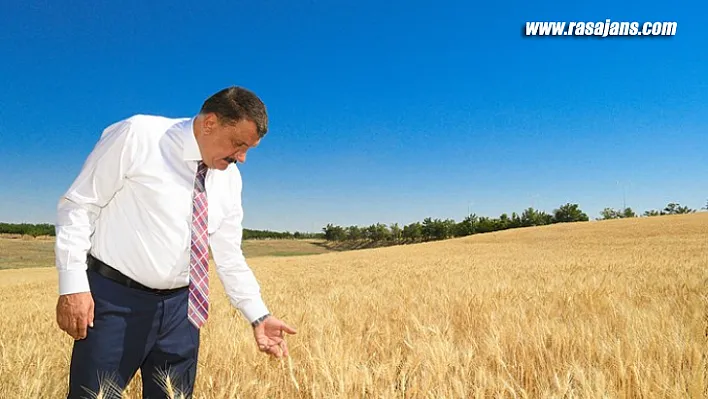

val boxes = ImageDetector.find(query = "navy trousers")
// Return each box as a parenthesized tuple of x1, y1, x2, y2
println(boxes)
(67, 270, 199, 399)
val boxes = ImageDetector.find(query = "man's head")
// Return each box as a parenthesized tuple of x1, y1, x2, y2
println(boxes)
(194, 86, 268, 170)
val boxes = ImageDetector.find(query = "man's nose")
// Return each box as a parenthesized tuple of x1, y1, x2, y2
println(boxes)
(236, 152, 247, 163)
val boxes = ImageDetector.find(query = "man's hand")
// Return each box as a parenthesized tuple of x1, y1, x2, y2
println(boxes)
(56, 292, 94, 340)
(253, 316, 297, 358)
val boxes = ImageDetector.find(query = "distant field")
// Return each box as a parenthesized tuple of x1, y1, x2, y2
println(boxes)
(1, 213, 706, 398)
(0, 235, 56, 269)
(0, 236, 334, 270)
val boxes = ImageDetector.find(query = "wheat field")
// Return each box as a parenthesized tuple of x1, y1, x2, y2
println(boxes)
(1, 213, 706, 398)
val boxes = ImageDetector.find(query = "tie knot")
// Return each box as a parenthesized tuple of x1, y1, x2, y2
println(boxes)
(194, 161, 208, 191)
(196, 161, 208, 179)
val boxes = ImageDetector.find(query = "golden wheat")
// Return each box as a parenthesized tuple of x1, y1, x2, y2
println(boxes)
(1, 213, 706, 398)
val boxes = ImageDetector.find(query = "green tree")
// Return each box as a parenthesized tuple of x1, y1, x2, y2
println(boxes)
(476, 216, 496, 233)
(553, 203, 589, 223)
(520, 207, 551, 226)
(538, 211, 554, 225)
(402, 222, 422, 242)
(520, 208, 538, 227)
(509, 212, 521, 229)
(435, 219, 456, 240)
(599, 207, 636, 220)
(346, 225, 363, 241)
(454, 214, 478, 237)
(677, 205, 694, 214)
(663, 202, 694, 215)
(622, 207, 637, 218)
(421, 218, 436, 241)
(366, 223, 390, 242)
(422, 218, 452, 240)
(664, 203, 679, 214)
(497, 213, 511, 230)
(599, 207, 621, 220)
(389, 223, 402, 243)
(362, 225, 372, 240)
(323, 224, 346, 241)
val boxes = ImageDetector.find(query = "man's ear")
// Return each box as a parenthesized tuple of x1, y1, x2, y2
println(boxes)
(202, 113, 218, 135)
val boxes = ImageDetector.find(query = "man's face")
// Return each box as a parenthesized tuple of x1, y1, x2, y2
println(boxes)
(197, 113, 261, 170)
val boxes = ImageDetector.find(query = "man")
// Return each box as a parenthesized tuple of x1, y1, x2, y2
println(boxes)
(54, 86, 296, 398)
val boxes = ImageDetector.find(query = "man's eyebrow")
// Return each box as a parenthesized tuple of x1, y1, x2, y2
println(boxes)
(234, 138, 259, 147)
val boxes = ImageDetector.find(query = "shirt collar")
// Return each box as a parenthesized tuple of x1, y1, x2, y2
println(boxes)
(181, 117, 202, 161)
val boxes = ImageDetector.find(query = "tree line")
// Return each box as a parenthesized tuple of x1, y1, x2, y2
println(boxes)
(0, 223, 56, 237)
(0, 223, 324, 240)
(1, 200, 704, 240)
(322, 201, 704, 243)
(242, 228, 324, 240)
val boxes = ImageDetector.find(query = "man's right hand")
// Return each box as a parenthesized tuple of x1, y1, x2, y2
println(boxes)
(56, 292, 94, 340)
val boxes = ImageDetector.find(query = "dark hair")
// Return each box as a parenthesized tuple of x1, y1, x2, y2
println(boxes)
(200, 86, 268, 137)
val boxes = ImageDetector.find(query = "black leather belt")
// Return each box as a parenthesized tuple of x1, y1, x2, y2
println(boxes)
(86, 254, 187, 295)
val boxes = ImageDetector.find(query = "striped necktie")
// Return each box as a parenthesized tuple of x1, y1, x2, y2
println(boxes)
(188, 161, 209, 328)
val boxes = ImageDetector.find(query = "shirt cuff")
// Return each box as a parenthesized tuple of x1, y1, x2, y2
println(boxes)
(58, 269, 91, 295)
(238, 298, 270, 324)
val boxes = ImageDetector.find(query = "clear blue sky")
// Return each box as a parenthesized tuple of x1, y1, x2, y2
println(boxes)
(1, 1, 706, 232)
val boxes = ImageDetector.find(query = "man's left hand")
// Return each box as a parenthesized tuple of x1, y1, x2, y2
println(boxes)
(253, 315, 297, 358)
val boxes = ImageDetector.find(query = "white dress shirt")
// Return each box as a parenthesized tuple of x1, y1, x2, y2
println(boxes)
(54, 114, 270, 323)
